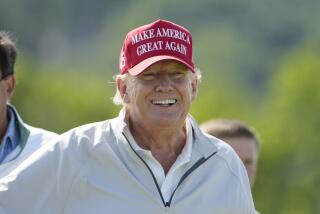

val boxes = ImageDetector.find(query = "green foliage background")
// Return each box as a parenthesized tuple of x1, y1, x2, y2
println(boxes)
(2, 0, 320, 213)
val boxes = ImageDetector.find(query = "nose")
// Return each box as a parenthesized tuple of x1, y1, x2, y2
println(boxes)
(155, 74, 173, 92)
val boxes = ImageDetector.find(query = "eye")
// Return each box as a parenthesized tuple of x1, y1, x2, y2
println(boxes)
(171, 70, 187, 79)
(140, 72, 157, 81)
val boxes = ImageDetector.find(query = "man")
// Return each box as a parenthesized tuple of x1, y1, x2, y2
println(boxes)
(200, 119, 260, 188)
(0, 20, 255, 213)
(0, 32, 57, 177)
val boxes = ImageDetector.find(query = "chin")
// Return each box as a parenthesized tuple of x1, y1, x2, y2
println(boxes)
(152, 114, 184, 126)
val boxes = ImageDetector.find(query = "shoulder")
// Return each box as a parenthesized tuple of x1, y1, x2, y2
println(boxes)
(22, 124, 58, 151)
(62, 119, 114, 140)
(189, 115, 239, 164)
(193, 127, 255, 212)
(203, 131, 246, 178)
(190, 116, 248, 184)
(59, 118, 117, 151)
(25, 124, 58, 139)
(8, 104, 58, 141)
(17, 118, 117, 165)
(189, 115, 242, 171)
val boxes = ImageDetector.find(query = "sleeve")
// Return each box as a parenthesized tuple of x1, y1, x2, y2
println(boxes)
(0, 132, 82, 213)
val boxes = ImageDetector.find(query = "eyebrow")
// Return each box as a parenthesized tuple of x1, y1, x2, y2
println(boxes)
(143, 62, 188, 73)
(172, 63, 188, 69)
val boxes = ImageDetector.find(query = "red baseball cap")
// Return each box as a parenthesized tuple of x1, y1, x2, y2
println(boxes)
(119, 19, 195, 76)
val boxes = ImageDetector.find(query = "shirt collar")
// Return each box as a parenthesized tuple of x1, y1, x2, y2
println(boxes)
(118, 108, 128, 132)
(2, 107, 19, 148)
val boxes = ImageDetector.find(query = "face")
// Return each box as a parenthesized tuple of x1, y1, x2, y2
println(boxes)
(118, 60, 197, 129)
(222, 137, 258, 188)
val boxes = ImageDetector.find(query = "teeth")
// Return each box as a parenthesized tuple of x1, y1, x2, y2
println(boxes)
(152, 99, 177, 105)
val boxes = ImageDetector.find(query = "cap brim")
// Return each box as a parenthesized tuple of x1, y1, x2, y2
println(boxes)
(127, 55, 194, 76)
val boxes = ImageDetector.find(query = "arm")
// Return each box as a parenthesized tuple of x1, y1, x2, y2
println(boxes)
(0, 132, 81, 213)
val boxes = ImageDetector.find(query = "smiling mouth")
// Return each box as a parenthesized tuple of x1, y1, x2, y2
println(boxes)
(151, 99, 177, 106)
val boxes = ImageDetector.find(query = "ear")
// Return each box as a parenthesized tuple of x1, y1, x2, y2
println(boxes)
(191, 77, 198, 101)
(5, 75, 16, 100)
(116, 78, 130, 103)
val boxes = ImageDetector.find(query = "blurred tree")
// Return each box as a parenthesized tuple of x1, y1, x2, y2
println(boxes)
(254, 43, 320, 213)
(11, 58, 119, 133)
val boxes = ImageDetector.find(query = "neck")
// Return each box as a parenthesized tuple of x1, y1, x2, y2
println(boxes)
(0, 109, 8, 143)
(127, 112, 187, 173)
